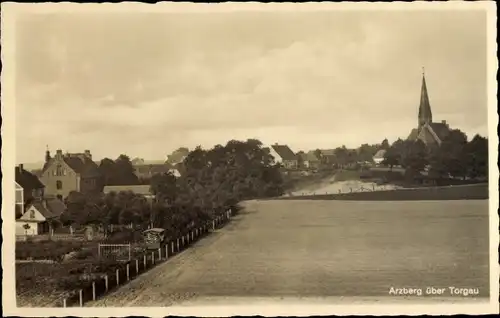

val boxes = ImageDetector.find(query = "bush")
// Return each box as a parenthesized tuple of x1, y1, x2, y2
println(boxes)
(16, 241, 86, 261)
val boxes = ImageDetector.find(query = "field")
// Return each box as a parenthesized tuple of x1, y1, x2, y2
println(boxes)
(87, 199, 489, 306)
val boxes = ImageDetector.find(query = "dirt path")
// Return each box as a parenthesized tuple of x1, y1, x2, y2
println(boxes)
(88, 199, 489, 307)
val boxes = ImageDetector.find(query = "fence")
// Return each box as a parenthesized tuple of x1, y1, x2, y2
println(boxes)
(98, 244, 132, 262)
(56, 208, 234, 307)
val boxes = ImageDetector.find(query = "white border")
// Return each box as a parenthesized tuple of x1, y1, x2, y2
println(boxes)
(1, 1, 498, 316)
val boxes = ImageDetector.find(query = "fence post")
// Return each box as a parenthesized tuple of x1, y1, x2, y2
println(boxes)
(92, 281, 96, 301)
(177, 238, 180, 251)
(166, 244, 169, 259)
(152, 252, 155, 264)
(63, 298, 67, 308)
(79, 289, 83, 307)
(136, 259, 139, 275)
(116, 269, 120, 286)
(182, 236, 185, 246)
(128, 243, 131, 261)
(105, 275, 108, 292)
(158, 248, 162, 261)
(126, 263, 130, 281)
(98, 244, 101, 258)
(191, 231, 194, 241)
(171, 241, 174, 255)
(143, 255, 146, 269)
(213, 220, 215, 230)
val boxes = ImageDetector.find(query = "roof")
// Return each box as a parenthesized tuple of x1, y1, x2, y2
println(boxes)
(30, 198, 66, 219)
(319, 149, 336, 156)
(15, 166, 45, 190)
(373, 149, 387, 159)
(428, 122, 451, 141)
(103, 185, 153, 196)
(270, 144, 297, 161)
(408, 128, 419, 141)
(42, 154, 100, 177)
(418, 74, 433, 124)
(134, 163, 174, 175)
(304, 151, 320, 162)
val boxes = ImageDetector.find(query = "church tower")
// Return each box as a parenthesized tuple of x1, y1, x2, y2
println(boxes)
(418, 69, 433, 131)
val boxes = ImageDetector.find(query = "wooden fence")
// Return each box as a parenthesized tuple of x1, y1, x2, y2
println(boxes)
(54, 209, 234, 307)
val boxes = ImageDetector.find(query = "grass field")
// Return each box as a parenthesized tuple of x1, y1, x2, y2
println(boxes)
(88, 199, 489, 306)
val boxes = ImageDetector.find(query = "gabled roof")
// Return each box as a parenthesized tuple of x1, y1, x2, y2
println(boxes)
(42, 154, 100, 177)
(103, 185, 153, 196)
(134, 163, 174, 176)
(319, 149, 336, 156)
(373, 149, 387, 159)
(15, 166, 45, 190)
(270, 144, 297, 161)
(29, 198, 66, 219)
(428, 122, 451, 141)
(408, 128, 419, 141)
(304, 151, 320, 162)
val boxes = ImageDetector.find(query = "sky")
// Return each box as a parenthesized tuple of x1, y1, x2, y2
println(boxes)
(14, 9, 489, 164)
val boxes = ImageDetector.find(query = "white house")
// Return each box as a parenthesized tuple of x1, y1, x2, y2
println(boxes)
(373, 149, 387, 165)
(268, 144, 298, 169)
(15, 199, 66, 236)
(15, 182, 24, 218)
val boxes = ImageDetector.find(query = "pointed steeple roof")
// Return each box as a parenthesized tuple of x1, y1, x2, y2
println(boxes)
(418, 68, 433, 129)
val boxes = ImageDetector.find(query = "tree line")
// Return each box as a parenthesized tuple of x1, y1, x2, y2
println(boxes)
(59, 139, 284, 238)
(382, 130, 488, 183)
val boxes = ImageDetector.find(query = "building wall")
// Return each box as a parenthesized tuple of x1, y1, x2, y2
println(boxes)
(40, 159, 80, 199)
(16, 221, 39, 236)
(283, 160, 298, 169)
(268, 147, 283, 164)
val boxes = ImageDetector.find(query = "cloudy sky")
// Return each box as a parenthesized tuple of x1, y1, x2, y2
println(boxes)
(14, 9, 488, 164)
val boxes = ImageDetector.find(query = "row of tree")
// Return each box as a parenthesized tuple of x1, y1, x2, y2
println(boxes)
(382, 130, 488, 181)
(59, 139, 285, 238)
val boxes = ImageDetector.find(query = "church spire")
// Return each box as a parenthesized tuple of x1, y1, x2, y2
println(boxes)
(418, 68, 433, 130)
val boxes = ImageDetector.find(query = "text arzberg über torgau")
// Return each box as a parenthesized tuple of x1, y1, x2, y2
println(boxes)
(389, 287, 480, 297)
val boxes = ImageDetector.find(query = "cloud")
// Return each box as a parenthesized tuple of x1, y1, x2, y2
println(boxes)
(14, 10, 488, 163)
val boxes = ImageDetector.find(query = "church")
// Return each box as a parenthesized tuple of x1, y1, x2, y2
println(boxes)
(407, 71, 451, 146)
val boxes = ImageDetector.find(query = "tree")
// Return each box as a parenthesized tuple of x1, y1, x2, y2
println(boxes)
(381, 138, 390, 150)
(296, 151, 305, 168)
(382, 138, 405, 170)
(464, 134, 488, 179)
(400, 139, 428, 176)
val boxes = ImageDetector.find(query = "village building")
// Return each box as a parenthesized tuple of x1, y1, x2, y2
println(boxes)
(268, 144, 298, 169)
(407, 71, 452, 146)
(103, 184, 155, 203)
(15, 198, 66, 236)
(373, 149, 387, 165)
(299, 151, 321, 169)
(15, 164, 45, 207)
(40, 149, 101, 200)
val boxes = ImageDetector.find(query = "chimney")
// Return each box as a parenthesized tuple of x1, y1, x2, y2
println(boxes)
(84, 150, 92, 160)
(19, 164, 24, 171)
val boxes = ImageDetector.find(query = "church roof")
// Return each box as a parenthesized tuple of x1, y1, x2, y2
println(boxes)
(428, 122, 451, 141)
(408, 128, 419, 141)
(418, 72, 433, 125)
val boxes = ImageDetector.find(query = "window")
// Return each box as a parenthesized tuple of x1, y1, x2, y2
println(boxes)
(56, 194, 63, 201)
(56, 180, 63, 190)
(56, 165, 63, 176)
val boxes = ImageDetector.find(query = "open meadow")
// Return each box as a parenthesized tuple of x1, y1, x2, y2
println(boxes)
(88, 199, 489, 306)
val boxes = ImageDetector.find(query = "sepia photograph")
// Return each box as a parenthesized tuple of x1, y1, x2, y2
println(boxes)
(1, 1, 498, 316)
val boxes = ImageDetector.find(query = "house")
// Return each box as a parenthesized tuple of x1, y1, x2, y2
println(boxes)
(373, 149, 387, 165)
(15, 182, 24, 219)
(407, 71, 451, 146)
(133, 163, 181, 182)
(40, 149, 101, 200)
(268, 144, 298, 169)
(15, 164, 45, 204)
(319, 149, 337, 165)
(103, 185, 155, 202)
(299, 151, 321, 169)
(15, 198, 66, 236)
